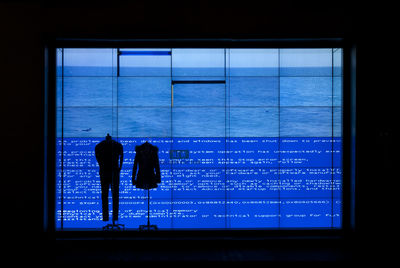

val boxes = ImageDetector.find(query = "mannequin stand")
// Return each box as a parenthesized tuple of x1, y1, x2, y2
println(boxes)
(103, 219, 125, 231)
(139, 189, 158, 231)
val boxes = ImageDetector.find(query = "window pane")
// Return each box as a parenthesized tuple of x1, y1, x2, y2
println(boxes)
(228, 199, 279, 228)
(63, 49, 113, 76)
(227, 168, 279, 198)
(229, 77, 278, 106)
(280, 107, 332, 137)
(229, 49, 279, 76)
(118, 77, 171, 107)
(333, 48, 342, 76)
(227, 138, 279, 168)
(280, 49, 332, 76)
(119, 49, 171, 76)
(334, 107, 342, 137)
(61, 77, 113, 107)
(229, 108, 279, 137)
(333, 76, 342, 106)
(61, 108, 114, 137)
(173, 82, 225, 107)
(280, 168, 334, 198)
(118, 108, 171, 137)
(172, 199, 226, 228)
(172, 108, 225, 137)
(172, 168, 226, 199)
(280, 199, 334, 228)
(280, 77, 332, 106)
(280, 138, 334, 167)
(172, 49, 225, 76)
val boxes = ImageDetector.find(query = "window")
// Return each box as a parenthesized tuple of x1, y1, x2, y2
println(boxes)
(55, 47, 343, 230)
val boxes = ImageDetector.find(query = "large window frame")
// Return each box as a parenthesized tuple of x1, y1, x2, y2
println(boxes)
(44, 38, 355, 238)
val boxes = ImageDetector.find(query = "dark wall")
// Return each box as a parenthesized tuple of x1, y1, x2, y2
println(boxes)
(0, 0, 395, 263)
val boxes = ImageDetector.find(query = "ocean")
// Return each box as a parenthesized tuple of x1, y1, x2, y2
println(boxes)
(56, 67, 342, 138)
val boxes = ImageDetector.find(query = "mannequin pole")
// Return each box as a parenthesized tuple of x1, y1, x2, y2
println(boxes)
(147, 188, 150, 227)
(139, 187, 158, 231)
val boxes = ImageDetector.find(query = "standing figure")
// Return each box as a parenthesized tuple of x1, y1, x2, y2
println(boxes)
(95, 133, 123, 223)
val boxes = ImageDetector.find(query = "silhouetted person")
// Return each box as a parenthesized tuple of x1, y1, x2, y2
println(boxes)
(132, 141, 161, 189)
(95, 133, 123, 223)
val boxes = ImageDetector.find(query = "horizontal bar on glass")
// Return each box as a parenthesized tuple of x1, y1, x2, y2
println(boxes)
(119, 51, 171, 56)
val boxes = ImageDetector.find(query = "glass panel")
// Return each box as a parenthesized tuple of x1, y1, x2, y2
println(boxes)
(61, 108, 114, 138)
(117, 108, 171, 137)
(280, 77, 332, 106)
(333, 48, 342, 76)
(229, 108, 279, 137)
(280, 107, 332, 137)
(172, 168, 226, 199)
(61, 77, 113, 107)
(228, 199, 280, 228)
(119, 48, 171, 77)
(280, 49, 332, 76)
(280, 199, 334, 228)
(333, 107, 342, 137)
(171, 137, 225, 168)
(333, 76, 342, 106)
(229, 77, 279, 106)
(279, 138, 334, 167)
(280, 168, 333, 198)
(173, 82, 225, 107)
(117, 77, 171, 107)
(226, 138, 279, 168)
(172, 108, 225, 137)
(171, 199, 226, 228)
(63, 49, 113, 76)
(227, 168, 279, 198)
(172, 49, 225, 77)
(229, 49, 279, 76)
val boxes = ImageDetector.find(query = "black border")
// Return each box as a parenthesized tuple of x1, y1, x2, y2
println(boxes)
(44, 37, 356, 240)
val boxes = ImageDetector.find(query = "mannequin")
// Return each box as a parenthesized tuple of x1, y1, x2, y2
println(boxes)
(132, 140, 161, 230)
(95, 133, 125, 231)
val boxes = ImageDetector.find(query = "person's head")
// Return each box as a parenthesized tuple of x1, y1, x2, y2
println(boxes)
(106, 133, 111, 141)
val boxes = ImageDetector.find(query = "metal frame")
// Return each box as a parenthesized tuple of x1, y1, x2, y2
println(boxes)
(44, 37, 356, 240)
